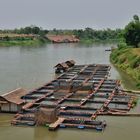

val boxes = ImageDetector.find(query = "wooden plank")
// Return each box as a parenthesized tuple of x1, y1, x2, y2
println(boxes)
(49, 118, 65, 130)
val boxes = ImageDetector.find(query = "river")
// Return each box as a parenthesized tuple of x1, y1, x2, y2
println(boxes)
(0, 43, 140, 140)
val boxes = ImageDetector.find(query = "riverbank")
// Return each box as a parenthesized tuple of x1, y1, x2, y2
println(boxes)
(0, 38, 119, 47)
(0, 38, 48, 47)
(110, 47, 140, 89)
(79, 39, 120, 44)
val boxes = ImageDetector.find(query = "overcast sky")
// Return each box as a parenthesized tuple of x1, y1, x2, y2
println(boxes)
(0, 0, 140, 29)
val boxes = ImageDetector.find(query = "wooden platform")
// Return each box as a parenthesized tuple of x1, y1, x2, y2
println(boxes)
(49, 118, 65, 130)
(9, 63, 136, 131)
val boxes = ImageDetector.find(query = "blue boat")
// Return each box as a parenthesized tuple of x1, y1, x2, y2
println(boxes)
(96, 126, 103, 131)
(27, 122, 36, 126)
(78, 125, 85, 129)
(59, 124, 66, 128)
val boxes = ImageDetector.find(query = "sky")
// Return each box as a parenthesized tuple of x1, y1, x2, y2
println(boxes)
(0, 0, 140, 30)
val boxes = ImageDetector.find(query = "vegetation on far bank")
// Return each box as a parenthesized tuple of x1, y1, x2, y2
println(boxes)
(0, 38, 48, 47)
(0, 25, 123, 46)
(49, 28, 122, 43)
(0, 26, 49, 46)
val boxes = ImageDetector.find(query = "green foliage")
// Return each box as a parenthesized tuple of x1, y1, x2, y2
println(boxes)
(130, 56, 140, 68)
(0, 25, 49, 36)
(48, 28, 123, 42)
(110, 47, 140, 89)
(138, 71, 140, 80)
(4, 36, 10, 41)
(73, 28, 122, 41)
(132, 98, 138, 107)
(118, 56, 126, 64)
(117, 42, 127, 50)
(136, 83, 140, 89)
(133, 15, 139, 21)
(0, 25, 123, 42)
(123, 15, 140, 48)
(0, 38, 47, 47)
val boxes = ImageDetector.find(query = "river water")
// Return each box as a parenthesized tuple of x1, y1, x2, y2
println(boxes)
(0, 43, 140, 140)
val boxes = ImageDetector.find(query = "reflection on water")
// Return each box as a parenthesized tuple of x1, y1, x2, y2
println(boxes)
(0, 43, 140, 140)
(34, 127, 59, 140)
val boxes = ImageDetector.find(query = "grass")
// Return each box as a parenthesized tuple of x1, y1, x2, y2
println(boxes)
(110, 46, 140, 89)
(0, 38, 48, 47)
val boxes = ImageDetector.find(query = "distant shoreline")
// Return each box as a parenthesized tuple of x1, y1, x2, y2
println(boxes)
(0, 39, 120, 47)
(0, 37, 49, 47)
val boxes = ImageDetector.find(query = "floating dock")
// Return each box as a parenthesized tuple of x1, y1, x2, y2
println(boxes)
(10, 62, 136, 131)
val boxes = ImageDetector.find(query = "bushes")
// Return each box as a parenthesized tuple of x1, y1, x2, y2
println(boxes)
(110, 47, 140, 89)
(118, 56, 126, 64)
(117, 42, 127, 50)
(136, 83, 140, 89)
(137, 72, 140, 80)
(132, 98, 138, 107)
(111, 49, 127, 65)
(0, 38, 47, 46)
(130, 56, 140, 68)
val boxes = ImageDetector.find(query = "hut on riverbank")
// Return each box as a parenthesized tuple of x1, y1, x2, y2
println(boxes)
(0, 88, 27, 113)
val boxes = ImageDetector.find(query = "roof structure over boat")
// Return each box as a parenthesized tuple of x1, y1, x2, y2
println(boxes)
(65, 60, 76, 65)
(54, 62, 69, 68)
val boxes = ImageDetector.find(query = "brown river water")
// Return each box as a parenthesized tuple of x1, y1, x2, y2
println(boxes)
(0, 43, 140, 140)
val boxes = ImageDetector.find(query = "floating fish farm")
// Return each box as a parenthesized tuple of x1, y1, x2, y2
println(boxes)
(11, 62, 135, 131)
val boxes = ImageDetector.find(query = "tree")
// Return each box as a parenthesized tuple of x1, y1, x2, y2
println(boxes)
(4, 36, 10, 41)
(24, 26, 32, 34)
(123, 15, 140, 47)
(32, 26, 40, 34)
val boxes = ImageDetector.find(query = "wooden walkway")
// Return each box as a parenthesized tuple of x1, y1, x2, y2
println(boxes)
(49, 118, 65, 130)
(90, 80, 119, 120)
(80, 78, 106, 106)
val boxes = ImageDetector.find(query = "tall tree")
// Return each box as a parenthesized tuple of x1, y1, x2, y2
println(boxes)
(123, 15, 140, 47)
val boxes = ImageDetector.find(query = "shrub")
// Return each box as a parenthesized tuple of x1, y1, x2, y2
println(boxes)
(132, 98, 138, 107)
(130, 56, 140, 68)
(138, 73, 140, 80)
(118, 56, 126, 64)
(118, 42, 127, 50)
(136, 83, 140, 89)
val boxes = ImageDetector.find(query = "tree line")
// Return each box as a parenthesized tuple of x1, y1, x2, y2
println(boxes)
(49, 28, 122, 41)
(0, 26, 123, 42)
(1, 14, 140, 45)
(0, 26, 49, 37)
